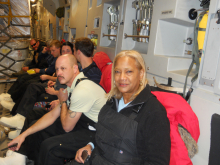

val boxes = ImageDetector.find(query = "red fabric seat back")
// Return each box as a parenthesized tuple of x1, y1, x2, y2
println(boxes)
(93, 52, 112, 93)
(152, 91, 200, 165)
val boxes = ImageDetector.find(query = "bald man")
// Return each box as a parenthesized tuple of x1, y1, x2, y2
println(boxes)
(0, 55, 107, 165)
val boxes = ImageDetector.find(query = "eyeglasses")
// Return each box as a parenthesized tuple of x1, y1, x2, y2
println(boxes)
(31, 42, 37, 47)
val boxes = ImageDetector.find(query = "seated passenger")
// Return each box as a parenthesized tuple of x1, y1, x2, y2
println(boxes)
(68, 50, 171, 165)
(0, 54, 107, 165)
(39, 37, 102, 85)
(74, 37, 102, 84)
(32, 41, 57, 76)
(0, 39, 102, 139)
(0, 42, 73, 139)
(0, 40, 61, 110)
(22, 38, 49, 72)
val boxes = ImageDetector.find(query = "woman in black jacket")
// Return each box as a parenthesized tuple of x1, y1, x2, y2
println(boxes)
(69, 50, 171, 165)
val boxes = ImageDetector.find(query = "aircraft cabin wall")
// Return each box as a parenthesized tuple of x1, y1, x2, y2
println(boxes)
(69, 0, 88, 41)
(31, 1, 58, 40)
(33, 0, 220, 164)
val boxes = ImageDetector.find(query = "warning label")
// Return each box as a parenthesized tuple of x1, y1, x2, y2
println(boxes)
(161, 10, 173, 15)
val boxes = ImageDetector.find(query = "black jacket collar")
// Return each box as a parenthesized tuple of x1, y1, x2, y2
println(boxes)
(108, 84, 154, 111)
(128, 84, 153, 107)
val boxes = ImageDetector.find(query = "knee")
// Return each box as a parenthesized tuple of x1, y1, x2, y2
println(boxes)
(40, 138, 53, 153)
(27, 83, 36, 91)
(39, 137, 60, 153)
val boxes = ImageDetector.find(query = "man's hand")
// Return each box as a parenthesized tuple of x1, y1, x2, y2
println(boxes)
(45, 87, 56, 95)
(42, 47, 47, 54)
(75, 144, 92, 163)
(7, 133, 26, 151)
(34, 68, 40, 73)
(22, 66, 29, 72)
(47, 80, 55, 87)
(58, 88, 68, 102)
(40, 75, 49, 81)
(49, 100, 60, 111)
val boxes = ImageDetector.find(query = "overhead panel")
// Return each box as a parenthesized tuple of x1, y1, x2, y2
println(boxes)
(43, 0, 56, 16)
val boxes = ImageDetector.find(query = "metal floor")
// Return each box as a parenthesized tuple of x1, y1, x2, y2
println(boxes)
(0, 82, 14, 157)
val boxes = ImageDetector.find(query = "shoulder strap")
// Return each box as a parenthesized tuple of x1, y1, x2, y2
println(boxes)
(75, 77, 106, 93)
(75, 78, 89, 87)
(129, 104, 144, 120)
(67, 78, 89, 108)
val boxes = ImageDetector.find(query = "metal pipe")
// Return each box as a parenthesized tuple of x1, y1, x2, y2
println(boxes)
(0, 2, 10, 4)
(0, 35, 31, 39)
(103, 33, 117, 37)
(0, 16, 30, 18)
(11, 24, 31, 27)
(11, 35, 31, 38)
(124, 33, 149, 39)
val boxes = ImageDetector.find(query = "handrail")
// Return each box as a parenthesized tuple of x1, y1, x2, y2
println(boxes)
(124, 33, 149, 39)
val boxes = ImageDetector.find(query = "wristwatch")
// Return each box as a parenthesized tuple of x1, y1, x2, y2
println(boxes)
(60, 101, 67, 107)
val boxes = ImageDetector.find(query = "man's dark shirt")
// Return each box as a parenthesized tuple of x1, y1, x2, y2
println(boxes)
(28, 41, 48, 69)
(81, 61, 102, 84)
(39, 56, 56, 76)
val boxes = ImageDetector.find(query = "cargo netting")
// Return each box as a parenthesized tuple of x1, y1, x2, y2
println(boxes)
(0, 0, 31, 78)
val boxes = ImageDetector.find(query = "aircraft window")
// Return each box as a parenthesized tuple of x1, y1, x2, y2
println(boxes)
(94, 17, 100, 28)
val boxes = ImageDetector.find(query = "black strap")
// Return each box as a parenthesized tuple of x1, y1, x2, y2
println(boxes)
(77, 75, 106, 92)
(67, 78, 89, 108)
(129, 104, 143, 120)
(196, 27, 206, 31)
(77, 113, 96, 130)
(185, 87, 194, 101)
(75, 78, 89, 87)
(68, 77, 97, 130)
(217, 10, 220, 24)
(68, 92, 72, 103)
